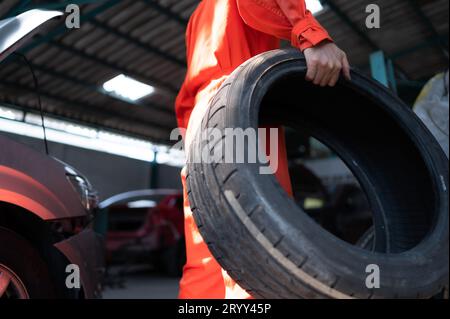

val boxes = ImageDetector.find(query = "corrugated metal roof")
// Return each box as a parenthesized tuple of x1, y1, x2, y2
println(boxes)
(0, 0, 448, 143)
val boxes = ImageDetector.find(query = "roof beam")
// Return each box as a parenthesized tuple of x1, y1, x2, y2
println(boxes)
(141, 0, 188, 26)
(46, 40, 179, 95)
(322, 0, 380, 51)
(391, 34, 449, 60)
(12, 0, 186, 67)
(17, 0, 122, 54)
(5, 0, 183, 93)
(9, 58, 176, 120)
(3, 64, 175, 129)
(321, 0, 409, 78)
(18, 0, 104, 11)
(89, 19, 186, 67)
(2, 0, 32, 19)
(0, 102, 168, 143)
(405, 0, 448, 58)
(0, 80, 173, 138)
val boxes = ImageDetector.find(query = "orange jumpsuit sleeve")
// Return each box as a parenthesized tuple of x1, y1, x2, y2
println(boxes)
(236, 0, 333, 51)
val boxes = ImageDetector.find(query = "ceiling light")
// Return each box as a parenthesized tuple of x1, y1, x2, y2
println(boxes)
(103, 74, 155, 101)
(0, 117, 156, 163)
(0, 106, 186, 167)
(0, 105, 24, 121)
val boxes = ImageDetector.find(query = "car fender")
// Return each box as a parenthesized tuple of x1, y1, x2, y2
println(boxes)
(54, 229, 105, 299)
(0, 135, 86, 220)
(0, 166, 72, 220)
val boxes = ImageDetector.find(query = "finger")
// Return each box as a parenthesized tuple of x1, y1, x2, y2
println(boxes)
(320, 64, 334, 87)
(328, 67, 341, 87)
(328, 61, 342, 86)
(342, 55, 351, 80)
(314, 59, 330, 85)
(306, 59, 318, 82)
(314, 65, 327, 86)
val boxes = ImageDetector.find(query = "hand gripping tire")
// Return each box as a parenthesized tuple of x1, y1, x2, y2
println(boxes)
(186, 49, 449, 299)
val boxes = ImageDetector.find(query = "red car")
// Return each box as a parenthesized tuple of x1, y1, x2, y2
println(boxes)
(98, 190, 185, 276)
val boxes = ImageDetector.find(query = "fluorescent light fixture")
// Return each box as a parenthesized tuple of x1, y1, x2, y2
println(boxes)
(156, 148, 186, 168)
(25, 113, 98, 138)
(0, 117, 156, 162)
(306, 0, 324, 15)
(0, 106, 24, 121)
(0, 106, 186, 167)
(103, 74, 155, 101)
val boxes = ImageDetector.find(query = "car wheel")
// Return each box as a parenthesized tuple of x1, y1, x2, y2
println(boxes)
(0, 227, 60, 299)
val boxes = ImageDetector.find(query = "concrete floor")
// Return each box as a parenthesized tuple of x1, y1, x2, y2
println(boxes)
(102, 264, 180, 299)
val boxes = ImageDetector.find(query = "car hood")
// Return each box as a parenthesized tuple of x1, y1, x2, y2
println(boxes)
(0, 9, 62, 63)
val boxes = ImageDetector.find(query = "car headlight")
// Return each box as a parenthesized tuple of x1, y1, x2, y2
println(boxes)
(61, 162, 98, 211)
(66, 174, 92, 210)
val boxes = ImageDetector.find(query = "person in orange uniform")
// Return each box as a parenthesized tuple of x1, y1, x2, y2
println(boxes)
(176, 0, 351, 299)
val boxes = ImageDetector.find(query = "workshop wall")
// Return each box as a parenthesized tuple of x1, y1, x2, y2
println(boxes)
(1, 132, 182, 200)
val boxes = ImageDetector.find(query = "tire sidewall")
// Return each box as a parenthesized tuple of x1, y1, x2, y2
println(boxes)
(0, 227, 57, 299)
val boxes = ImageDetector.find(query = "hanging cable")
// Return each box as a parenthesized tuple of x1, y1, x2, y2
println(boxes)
(13, 52, 49, 155)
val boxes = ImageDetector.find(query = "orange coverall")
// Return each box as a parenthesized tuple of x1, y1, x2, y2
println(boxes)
(176, 0, 332, 299)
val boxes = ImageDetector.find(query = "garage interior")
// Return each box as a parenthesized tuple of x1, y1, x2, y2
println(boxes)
(0, 0, 448, 300)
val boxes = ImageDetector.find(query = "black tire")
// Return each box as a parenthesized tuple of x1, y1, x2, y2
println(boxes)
(186, 49, 449, 299)
(0, 227, 58, 299)
(357, 226, 375, 251)
(356, 227, 449, 299)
